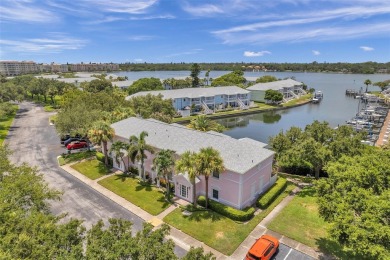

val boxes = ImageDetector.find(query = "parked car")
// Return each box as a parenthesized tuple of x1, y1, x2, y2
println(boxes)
(61, 134, 81, 145)
(67, 141, 88, 150)
(245, 235, 279, 260)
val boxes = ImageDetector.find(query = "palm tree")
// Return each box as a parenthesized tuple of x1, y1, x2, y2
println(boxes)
(110, 141, 129, 172)
(153, 149, 175, 200)
(364, 79, 372, 93)
(128, 131, 154, 181)
(175, 151, 199, 207)
(198, 147, 224, 209)
(88, 121, 115, 166)
(187, 115, 225, 133)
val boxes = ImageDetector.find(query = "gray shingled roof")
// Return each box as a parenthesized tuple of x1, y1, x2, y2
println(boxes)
(125, 86, 249, 100)
(247, 78, 303, 91)
(111, 117, 274, 174)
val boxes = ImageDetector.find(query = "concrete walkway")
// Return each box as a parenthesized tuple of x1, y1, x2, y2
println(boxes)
(61, 162, 321, 259)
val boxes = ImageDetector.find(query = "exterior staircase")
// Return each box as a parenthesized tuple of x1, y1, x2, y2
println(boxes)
(201, 102, 213, 114)
(237, 98, 249, 110)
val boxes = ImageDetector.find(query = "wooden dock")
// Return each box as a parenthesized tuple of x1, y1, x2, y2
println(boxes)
(375, 109, 390, 147)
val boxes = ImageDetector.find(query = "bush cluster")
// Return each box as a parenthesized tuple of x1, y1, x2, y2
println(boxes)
(256, 177, 288, 209)
(197, 196, 255, 221)
(96, 152, 113, 166)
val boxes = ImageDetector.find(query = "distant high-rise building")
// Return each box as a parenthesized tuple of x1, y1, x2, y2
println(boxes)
(0, 60, 39, 76)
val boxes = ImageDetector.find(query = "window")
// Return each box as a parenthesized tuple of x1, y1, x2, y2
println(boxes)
(212, 189, 219, 200)
(264, 245, 274, 257)
(212, 171, 219, 179)
(180, 184, 188, 198)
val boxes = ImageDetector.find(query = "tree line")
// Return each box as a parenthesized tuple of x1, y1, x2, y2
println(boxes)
(119, 62, 390, 74)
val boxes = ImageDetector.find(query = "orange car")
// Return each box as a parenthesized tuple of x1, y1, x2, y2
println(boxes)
(246, 235, 279, 260)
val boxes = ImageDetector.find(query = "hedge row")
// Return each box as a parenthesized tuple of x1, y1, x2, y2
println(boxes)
(96, 152, 113, 166)
(197, 196, 255, 221)
(256, 177, 288, 209)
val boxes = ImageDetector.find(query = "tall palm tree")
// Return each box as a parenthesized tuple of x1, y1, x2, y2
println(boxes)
(110, 141, 129, 172)
(88, 121, 115, 166)
(364, 79, 372, 93)
(175, 151, 199, 207)
(198, 147, 225, 209)
(187, 115, 224, 133)
(153, 149, 175, 200)
(128, 131, 154, 181)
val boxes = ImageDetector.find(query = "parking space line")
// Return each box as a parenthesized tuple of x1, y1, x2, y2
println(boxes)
(283, 248, 292, 260)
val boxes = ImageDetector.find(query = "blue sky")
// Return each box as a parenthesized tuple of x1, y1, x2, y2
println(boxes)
(1, 0, 389, 63)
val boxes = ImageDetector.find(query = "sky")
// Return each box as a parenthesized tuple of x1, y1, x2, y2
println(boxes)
(0, 0, 390, 64)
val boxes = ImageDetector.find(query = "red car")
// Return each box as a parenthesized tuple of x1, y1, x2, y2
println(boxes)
(246, 235, 279, 260)
(67, 141, 88, 150)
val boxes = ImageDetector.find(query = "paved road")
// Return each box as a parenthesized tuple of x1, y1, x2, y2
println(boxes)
(5, 102, 187, 257)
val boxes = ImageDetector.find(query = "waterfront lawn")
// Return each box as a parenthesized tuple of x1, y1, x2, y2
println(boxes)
(58, 150, 96, 165)
(283, 94, 312, 107)
(71, 159, 110, 180)
(98, 175, 171, 216)
(0, 105, 18, 146)
(164, 183, 295, 255)
(267, 186, 358, 259)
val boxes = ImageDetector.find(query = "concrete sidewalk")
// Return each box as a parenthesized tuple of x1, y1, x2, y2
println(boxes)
(61, 162, 320, 259)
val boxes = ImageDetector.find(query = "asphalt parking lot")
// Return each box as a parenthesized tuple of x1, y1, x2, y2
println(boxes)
(273, 244, 314, 260)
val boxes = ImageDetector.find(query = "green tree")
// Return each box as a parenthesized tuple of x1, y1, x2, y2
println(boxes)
(182, 246, 216, 260)
(153, 149, 176, 200)
(82, 79, 113, 93)
(256, 75, 278, 83)
(364, 79, 372, 93)
(187, 115, 225, 132)
(175, 151, 199, 207)
(373, 81, 389, 91)
(128, 131, 154, 180)
(88, 120, 115, 166)
(198, 147, 225, 208)
(128, 77, 164, 95)
(127, 94, 176, 122)
(211, 70, 246, 87)
(316, 148, 390, 259)
(264, 89, 283, 104)
(110, 141, 129, 172)
(190, 63, 201, 87)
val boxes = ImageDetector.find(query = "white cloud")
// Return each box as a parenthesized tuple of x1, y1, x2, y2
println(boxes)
(0, 0, 58, 23)
(182, 3, 224, 16)
(128, 35, 155, 41)
(0, 34, 87, 54)
(312, 50, 320, 55)
(134, 59, 143, 62)
(244, 51, 271, 57)
(214, 22, 390, 45)
(360, 46, 374, 51)
(165, 49, 202, 58)
(82, 0, 158, 14)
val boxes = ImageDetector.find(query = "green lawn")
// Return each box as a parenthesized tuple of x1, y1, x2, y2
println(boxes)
(164, 183, 295, 255)
(267, 186, 359, 259)
(71, 159, 111, 180)
(282, 94, 312, 107)
(0, 105, 18, 146)
(98, 175, 171, 216)
(58, 151, 96, 166)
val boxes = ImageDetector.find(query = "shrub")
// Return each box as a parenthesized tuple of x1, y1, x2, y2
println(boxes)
(96, 152, 113, 166)
(256, 177, 288, 209)
(197, 196, 255, 221)
(180, 204, 207, 212)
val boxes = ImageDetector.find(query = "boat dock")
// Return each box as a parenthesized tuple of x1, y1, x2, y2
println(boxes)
(375, 109, 390, 147)
(345, 89, 362, 98)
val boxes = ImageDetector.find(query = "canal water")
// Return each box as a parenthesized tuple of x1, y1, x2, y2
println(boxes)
(116, 70, 389, 143)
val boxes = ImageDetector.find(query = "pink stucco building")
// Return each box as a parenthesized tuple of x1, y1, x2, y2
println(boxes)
(109, 117, 276, 210)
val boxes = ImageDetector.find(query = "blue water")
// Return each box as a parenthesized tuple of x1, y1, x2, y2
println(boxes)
(115, 70, 389, 143)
